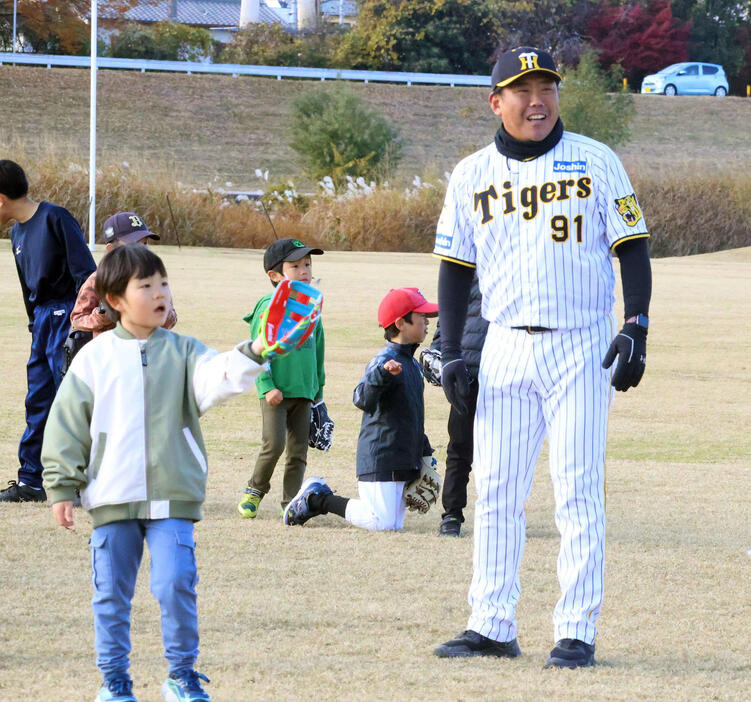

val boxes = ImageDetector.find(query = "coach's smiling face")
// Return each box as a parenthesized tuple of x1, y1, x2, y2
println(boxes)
(490, 73, 560, 142)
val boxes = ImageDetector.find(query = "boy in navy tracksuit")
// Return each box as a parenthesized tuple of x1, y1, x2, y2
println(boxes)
(0, 159, 96, 502)
(283, 287, 437, 531)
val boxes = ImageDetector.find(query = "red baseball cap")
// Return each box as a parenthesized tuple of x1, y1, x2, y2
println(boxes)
(377, 287, 438, 328)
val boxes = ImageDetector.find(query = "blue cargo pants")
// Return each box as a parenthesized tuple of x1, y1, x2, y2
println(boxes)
(90, 519, 200, 680)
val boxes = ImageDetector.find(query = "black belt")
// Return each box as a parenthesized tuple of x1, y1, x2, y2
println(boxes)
(511, 325, 556, 334)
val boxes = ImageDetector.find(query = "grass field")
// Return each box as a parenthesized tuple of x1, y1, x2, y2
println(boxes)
(0, 240, 750, 701)
(2, 65, 751, 188)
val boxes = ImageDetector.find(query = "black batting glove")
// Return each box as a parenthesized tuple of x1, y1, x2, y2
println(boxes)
(602, 322, 647, 391)
(441, 357, 471, 414)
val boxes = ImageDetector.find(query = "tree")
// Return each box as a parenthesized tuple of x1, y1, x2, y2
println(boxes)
(488, 0, 592, 66)
(588, 0, 691, 86)
(335, 0, 502, 74)
(1, 0, 144, 55)
(672, 0, 748, 81)
(733, 23, 751, 93)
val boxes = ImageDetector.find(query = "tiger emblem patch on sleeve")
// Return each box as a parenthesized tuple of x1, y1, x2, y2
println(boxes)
(614, 194, 643, 227)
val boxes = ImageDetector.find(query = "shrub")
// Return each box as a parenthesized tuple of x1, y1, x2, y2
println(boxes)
(559, 51, 635, 148)
(220, 23, 344, 68)
(108, 21, 214, 62)
(289, 86, 402, 189)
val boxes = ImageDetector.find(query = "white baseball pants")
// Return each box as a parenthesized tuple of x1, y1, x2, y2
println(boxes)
(467, 315, 614, 645)
(345, 480, 407, 531)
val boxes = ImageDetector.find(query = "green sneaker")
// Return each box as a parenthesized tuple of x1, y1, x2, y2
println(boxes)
(237, 488, 263, 519)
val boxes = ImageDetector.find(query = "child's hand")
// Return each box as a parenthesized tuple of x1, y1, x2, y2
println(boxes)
(265, 389, 283, 405)
(250, 336, 265, 356)
(383, 359, 402, 375)
(53, 501, 75, 528)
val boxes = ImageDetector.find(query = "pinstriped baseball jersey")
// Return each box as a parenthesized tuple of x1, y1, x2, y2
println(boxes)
(433, 132, 649, 330)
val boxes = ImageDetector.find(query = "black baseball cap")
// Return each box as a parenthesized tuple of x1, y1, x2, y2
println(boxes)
(263, 238, 323, 272)
(103, 212, 160, 244)
(491, 46, 561, 89)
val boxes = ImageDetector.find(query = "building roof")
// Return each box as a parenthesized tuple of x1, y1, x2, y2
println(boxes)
(101, 0, 292, 27)
(320, 0, 358, 17)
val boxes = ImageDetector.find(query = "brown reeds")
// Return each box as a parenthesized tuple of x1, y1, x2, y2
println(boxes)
(2, 148, 749, 257)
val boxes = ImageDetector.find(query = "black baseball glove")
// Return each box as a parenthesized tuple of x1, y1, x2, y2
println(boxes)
(419, 348, 443, 386)
(309, 400, 334, 451)
(602, 322, 647, 391)
(62, 330, 93, 377)
(441, 357, 471, 414)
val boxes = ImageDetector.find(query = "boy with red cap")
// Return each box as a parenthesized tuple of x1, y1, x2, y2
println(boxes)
(283, 287, 438, 531)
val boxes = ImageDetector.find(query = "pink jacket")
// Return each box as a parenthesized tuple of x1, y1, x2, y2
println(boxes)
(70, 271, 178, 336)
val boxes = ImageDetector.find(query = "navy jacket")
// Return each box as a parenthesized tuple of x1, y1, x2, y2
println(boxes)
(10, 201, 96, 322)
(431, 273, 488, 379)
(354, 341, 432, 482)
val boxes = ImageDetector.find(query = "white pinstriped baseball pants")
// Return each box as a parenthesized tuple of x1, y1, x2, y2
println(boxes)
(467, 315, 614, 645)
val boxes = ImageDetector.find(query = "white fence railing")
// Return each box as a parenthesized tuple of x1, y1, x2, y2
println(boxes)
(0, 52, 490, 87)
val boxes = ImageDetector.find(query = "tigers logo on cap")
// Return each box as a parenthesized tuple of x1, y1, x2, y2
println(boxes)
(491, 46, 562, 89)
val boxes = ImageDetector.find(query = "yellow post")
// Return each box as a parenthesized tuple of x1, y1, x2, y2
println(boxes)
(747, 84, 750, 97)
(623, 77, 628, 92)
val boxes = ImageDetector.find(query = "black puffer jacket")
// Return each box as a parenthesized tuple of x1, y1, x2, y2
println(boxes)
(354, 341, 432, 482)
(431, 273, 488, 379)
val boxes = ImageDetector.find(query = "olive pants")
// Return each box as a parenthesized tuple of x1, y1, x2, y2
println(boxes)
(249, 397, 311, 507)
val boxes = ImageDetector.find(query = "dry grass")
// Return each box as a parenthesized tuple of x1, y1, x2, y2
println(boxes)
(3, 66, 751, 188)
(1, 240, 750, 701)
(2, 66, 751, 255)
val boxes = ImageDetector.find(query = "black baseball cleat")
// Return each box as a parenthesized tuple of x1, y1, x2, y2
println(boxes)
(0, 480, 47, 503)
(543, 638, 595, 669)
(439, 515, 462, 537)
(434, 630, 521, 658)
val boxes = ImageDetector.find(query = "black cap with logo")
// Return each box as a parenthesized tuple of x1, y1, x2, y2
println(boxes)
(491, 46, 561, 89)
(103, 212, 160, 245)
(263, 238, 324, 272)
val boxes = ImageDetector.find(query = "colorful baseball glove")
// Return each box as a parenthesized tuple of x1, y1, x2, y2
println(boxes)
(419, 347, 443, 386)
(404, 456, 441, 513)
(309, 400, 334, 451)
(259, 279, 323, 361)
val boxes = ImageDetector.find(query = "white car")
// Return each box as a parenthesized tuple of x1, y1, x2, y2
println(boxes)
(641, 62, 729, 96)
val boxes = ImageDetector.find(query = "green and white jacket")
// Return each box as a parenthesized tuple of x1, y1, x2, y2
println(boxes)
(42, 324, 266, 527)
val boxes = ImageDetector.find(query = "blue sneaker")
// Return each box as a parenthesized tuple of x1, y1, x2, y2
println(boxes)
(161, 669, 210, 701)
(96, 676, 137, 701)
(283, 476, 332, 526)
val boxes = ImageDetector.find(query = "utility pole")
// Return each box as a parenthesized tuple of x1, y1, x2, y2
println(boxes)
(88, 0, 98, 250)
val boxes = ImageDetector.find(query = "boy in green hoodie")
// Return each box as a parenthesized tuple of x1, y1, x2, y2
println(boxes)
(237, 238, 326, 519)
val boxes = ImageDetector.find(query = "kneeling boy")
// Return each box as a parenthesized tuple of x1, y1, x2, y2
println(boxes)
(284, 287, 437, 531)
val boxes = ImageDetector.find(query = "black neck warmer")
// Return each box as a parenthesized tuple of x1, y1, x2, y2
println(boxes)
(494, 118, 564, 161)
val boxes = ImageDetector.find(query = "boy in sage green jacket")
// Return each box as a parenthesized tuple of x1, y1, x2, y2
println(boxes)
(41, 246, 275, 702)
(237, 238, 326, 519)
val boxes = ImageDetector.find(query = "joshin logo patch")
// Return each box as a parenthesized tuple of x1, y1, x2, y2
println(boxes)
(435, 234, 453, 250)
(553, 160, 587, 173)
